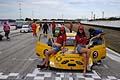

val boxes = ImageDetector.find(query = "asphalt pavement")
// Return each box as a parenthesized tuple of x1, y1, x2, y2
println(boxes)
(0, 28, 120, 80)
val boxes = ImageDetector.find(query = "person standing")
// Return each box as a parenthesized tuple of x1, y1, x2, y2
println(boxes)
(51, 21, 56, 35)
(42, 22, 49, 35)
(31, 21, 37, 37)
(3, 22, 10, 40)
(39, 22, 42, 31)
(69, 22, 73, 33)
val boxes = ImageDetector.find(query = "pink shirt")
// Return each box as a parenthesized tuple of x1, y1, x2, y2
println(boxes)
(3, 24, 10, 31)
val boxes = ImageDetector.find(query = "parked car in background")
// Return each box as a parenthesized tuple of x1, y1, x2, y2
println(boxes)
(20, 25, 32, 33)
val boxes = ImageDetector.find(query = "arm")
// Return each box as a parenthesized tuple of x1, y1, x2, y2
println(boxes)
(74, 41, 77, 51)
(61, 41, 66, 50)
(47, 24, 49, 30)
(74, 35, 78, 52)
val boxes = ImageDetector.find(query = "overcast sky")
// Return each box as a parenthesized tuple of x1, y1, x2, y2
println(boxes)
(0, 0, 120, 19)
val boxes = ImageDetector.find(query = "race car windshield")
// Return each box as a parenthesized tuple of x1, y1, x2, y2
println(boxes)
(66, 37, 75, 46)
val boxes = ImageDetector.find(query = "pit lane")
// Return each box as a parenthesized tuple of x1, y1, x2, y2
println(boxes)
(0, 25, 120, 80)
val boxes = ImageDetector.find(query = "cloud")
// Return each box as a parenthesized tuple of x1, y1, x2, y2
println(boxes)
(0, 0, 120, 19)
(32, 0, 60, 5)
(68, 0, 120, 5)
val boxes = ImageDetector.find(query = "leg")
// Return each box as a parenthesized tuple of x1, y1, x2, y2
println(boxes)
(80, 48, 90, 65)
(33, 30, 36, 36)
(79, 48, 90, 74)
(82, 53, 87, 74)
(44, 29, 47, 34)
(7, 31, 10, 39)
(43, 29, 45, 34)
(5, 31, 9, 39)
(46, 29, 48, 34)
(5, 32, 7, 38)
(42, 49, 56, 67)
(35, 32, 37, 37)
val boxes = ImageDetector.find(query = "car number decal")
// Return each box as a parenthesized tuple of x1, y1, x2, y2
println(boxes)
(93, 51, 98, 58)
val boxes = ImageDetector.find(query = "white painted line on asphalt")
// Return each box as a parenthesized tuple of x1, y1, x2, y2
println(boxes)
(26, 73, 36, 77)
(34, 76, 44, 80)
(57, 73, 64, 77)
(0, 75, 8, 79)
(107, 48, 120, 63)
(107, 53, 120, 63)
(69, 77, 74, 80)
(0, 72, 3, 75)
(107, 76, 117, 79)
(103, 64, 109, 69)
(107, 48, 120, 57)
(44, 73, 52, 77)
(8, 73, 19, 76)
(85, 78, 94, 80)
(55, 77, 62, 80)
(12, 58, 36, 61)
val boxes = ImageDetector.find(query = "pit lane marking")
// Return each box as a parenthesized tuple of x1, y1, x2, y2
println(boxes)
(0, 69, 119, 80)
(12, 58, 38, 61)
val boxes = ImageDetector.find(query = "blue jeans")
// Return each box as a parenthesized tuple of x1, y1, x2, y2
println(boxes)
(77, 44, 85, 53)
(53, 45, 61, 52)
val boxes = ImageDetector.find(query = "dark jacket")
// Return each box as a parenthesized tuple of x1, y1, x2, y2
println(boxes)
(42, 23, 49, 30)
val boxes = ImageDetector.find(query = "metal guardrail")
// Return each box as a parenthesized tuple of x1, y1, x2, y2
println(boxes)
(82, 23, 120, 31)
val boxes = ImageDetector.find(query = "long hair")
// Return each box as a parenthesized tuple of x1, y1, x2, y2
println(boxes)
(77, 29, 86, 37)
(57, 29, 66, 37)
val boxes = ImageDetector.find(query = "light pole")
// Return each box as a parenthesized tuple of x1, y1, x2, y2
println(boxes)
(102, 11, 104, 18)
(19, 2, 22, 19)
(32, 10, 34, 19)
(91, 11, 93, 20)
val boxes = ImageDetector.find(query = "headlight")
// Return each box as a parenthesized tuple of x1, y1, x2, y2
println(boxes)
(50, 62, 54, 66)
(56, 56, 62, 62)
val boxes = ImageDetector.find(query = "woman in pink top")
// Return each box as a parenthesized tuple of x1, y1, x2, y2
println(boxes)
(3, 22, 10, 40)
(74, 26, 90, 75)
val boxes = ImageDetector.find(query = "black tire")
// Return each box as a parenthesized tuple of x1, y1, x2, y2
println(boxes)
(90, 64, 94, 72)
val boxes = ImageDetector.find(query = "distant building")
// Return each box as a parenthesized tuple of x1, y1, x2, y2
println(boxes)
(0, 19, 16, 32)
(0, 19, 16, 27)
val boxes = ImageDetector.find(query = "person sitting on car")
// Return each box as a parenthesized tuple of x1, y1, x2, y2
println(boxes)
(89, 28, 104, 45)
(37, 27, 66, 69)
(74, 26, 90, 75)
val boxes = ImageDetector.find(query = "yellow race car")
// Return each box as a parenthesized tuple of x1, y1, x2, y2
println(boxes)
(35, 33, 106, 70)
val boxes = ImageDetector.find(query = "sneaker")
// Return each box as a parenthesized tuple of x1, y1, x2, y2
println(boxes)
(37, 65, 45, 69)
